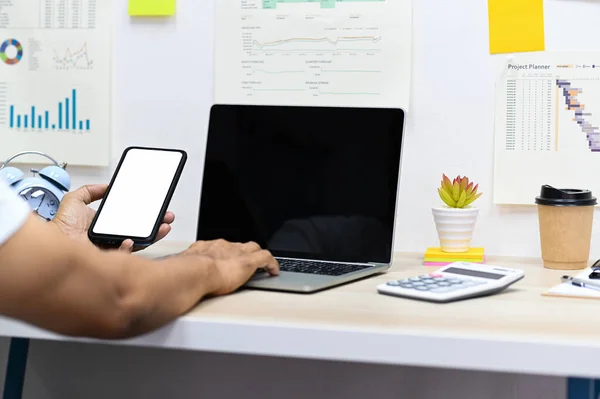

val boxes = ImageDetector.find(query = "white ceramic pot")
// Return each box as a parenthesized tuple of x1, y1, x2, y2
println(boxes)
(431, 207, 479, 253)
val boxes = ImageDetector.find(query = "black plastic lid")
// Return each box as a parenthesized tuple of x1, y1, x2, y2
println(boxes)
(535, 185, 597, 206)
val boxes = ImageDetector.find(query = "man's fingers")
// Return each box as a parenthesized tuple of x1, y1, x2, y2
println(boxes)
(241, 250, 279, 275)
(227, 241, 261, 256)
(119, 239, 134, 253)
(154, 224, 172, 242)
(163, 211, 175, 224)
(207, 239, 231, 249)
(238, 241, 261, 253)
(68, 184, 108, 204)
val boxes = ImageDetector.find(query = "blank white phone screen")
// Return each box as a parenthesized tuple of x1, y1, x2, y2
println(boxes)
(92, 148, 183, 238)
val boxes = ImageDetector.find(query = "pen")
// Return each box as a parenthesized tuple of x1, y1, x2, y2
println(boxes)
(561, 275, 600, 292)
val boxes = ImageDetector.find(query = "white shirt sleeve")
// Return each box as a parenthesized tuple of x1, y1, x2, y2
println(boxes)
(0, 179, 31, 246)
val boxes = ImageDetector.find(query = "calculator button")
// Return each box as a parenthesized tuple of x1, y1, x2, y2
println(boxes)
(438, 282, 450, 286)
(400, 283, 413, 288)
(386, 281, 402, 286)
(415, 286, 430, 291)
(412, 281, 425, 286)
(409, 277, 421, 282)
(429, 274, 443, 278)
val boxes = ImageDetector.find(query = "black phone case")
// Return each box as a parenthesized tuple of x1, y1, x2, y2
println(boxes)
(87, 146, 187, 249)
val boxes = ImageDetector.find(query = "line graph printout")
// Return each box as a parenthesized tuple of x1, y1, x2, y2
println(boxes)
(53, 42, 94, 70)
(0, 0, 110, 166)
(493, 52, 600, 205)
(216, 0, 412, 109)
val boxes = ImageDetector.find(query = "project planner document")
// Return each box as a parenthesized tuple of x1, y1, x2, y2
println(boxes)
(214, 0, 412, 110)
(0, 0, 111, 166)
(494, 51, 600, 205)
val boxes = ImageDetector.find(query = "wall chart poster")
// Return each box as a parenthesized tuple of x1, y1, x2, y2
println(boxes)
(494, 51, 600, 205)
(0, 0, 111, 166)
(214, 0, 413, 110)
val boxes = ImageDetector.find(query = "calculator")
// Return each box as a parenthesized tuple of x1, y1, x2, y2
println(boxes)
(377, 262, 525, 303)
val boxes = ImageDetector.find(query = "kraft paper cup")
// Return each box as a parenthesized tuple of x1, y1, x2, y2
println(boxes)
(535, 185, 597, 270)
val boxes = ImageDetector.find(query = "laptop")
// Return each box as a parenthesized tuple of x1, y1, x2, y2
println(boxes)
(197, 104, 406, 293)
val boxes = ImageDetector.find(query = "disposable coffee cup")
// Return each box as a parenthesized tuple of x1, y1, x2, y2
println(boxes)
(535, 185, 597, 270)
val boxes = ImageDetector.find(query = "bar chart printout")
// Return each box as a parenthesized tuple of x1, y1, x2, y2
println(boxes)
(493, 52, 600, 205)
(0, 0, 110, 166)
(8, 89, 91, 132)
(556, 79, 600, 152)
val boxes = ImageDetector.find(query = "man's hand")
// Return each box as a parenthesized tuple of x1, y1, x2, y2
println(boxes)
(52, 184, 175, 252)
(183, 239, 279, 296)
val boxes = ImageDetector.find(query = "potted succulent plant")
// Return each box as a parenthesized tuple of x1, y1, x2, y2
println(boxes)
(432, 174, 483, 253)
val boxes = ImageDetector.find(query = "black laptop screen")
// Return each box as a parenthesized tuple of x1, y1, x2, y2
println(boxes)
(197, 104, 405, 264)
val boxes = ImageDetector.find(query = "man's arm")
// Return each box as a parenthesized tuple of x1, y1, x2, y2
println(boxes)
(0, 214, 219, 339)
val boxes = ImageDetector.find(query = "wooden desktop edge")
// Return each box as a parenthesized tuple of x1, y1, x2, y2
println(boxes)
(2, 241, 600, 379)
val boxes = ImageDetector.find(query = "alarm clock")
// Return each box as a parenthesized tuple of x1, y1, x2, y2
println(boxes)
(0, 151, 71, 221)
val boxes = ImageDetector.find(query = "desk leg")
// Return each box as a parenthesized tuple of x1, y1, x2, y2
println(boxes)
(2, 338, 29, 399)
(567, 377, 594, 399)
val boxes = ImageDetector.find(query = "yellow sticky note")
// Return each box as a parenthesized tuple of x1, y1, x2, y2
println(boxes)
(488, 0, 545, 54)
(129, 0, 176, 16)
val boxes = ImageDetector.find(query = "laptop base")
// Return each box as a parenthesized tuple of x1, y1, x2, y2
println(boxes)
(244, 265, 389, 293)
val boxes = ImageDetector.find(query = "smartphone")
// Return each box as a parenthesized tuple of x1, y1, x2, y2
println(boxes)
(88, 146, 187, 249)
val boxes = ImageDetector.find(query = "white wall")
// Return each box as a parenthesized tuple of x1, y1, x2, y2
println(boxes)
(5, 0, 596, 397)
(60, 0, 215, 248)
(395, 0, 600, 259)
(54, 0, 600, 261)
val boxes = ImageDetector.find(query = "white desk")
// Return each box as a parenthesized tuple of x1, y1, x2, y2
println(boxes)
(0, 241, 597, 379)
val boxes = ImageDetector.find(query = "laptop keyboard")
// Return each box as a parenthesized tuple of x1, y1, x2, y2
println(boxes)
(277, 258, 371, 276)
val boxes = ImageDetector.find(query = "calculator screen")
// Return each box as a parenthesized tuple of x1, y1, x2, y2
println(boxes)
(443, 267, 504, 280)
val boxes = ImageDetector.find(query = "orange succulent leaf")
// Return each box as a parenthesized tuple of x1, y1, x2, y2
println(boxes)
(438, 173, 482, 208)
(442, 174, 453, 192)
(466, 182, 474, 193)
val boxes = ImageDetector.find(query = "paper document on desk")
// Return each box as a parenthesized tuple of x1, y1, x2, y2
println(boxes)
(543, 268, 600, 299)
(493, 51, 600, 205)
(214, 0, 412, 110)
